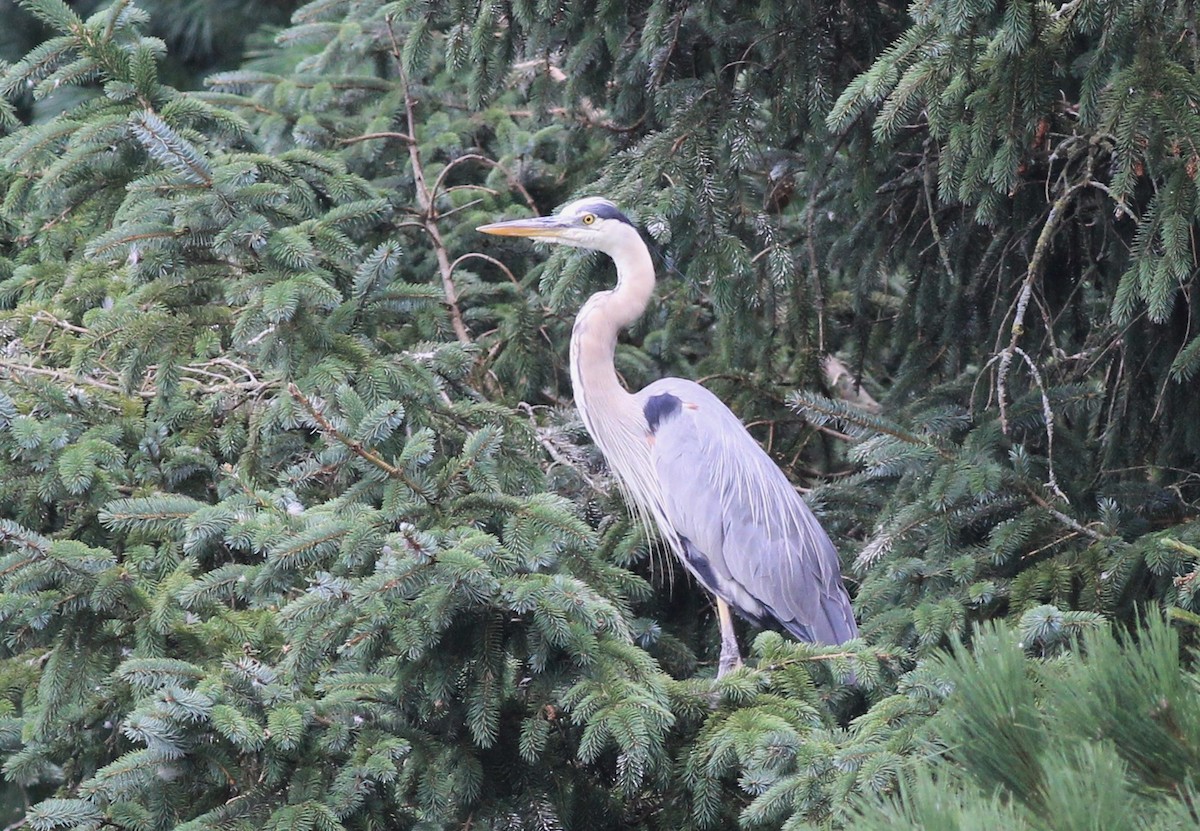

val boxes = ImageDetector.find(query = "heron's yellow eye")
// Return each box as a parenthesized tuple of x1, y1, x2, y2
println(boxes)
(581, 213, 596, 225)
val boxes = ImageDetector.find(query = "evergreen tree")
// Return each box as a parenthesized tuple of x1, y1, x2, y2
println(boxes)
(841, 614, 1200, 831)
(0, 0, 1199, 829)
(0, 2, 886, 828)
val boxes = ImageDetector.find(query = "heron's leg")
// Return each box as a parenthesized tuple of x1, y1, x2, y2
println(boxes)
(716, 598, 742, 677)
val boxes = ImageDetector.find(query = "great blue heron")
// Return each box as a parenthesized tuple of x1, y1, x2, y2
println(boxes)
(479, 197, 858, 675)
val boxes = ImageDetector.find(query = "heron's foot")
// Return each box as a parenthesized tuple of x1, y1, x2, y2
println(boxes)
(715, 597, 743, 678)
(716, 638, 742, 678)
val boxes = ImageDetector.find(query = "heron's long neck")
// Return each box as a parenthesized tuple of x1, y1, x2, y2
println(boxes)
(569, 229, 676, 546)
(569, 235, 655, 425)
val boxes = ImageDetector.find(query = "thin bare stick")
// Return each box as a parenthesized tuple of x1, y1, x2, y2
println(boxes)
(449, 252, 521, 287)
(1020, 531, 1082, 561)
(1012, 346, 1068, 501)
(923, 149, 957, 290)
(997, 190, 1077, 419)
(804, 173, 826, 351)
(337, 131, 415, 146)
(208, 357, 261, 385)
(428, 152, 538, 214)
(0, 355, 276, 400)
(1006, 183, 1087, 354)
(31, 311, 88, 334)
(405, 98, 471, 343)
(993, 181, 1087, 500)
(517, 403, 608, 494)
(0, 359, 132, 397)
(385, 17, 471, 345)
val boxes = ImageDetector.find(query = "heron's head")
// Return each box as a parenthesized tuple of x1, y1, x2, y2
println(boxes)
(477, 197, 637, 255)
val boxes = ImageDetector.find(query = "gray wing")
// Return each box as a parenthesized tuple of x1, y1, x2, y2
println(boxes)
(638, 378, 858, 644)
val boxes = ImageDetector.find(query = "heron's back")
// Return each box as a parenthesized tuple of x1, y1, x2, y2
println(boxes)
(635, 377, 858, 645)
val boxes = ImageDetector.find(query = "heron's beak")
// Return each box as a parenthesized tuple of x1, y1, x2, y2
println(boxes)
(477, 215, 571, 239)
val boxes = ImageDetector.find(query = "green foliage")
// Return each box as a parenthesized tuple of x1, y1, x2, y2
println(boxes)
(0, 0, 1199, 829)
(844, 615, 1200, 830)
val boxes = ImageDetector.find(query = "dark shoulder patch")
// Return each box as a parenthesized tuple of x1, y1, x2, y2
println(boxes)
(643, 392, 681, 433)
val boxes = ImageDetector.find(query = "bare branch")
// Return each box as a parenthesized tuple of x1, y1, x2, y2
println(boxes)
(0, 359, 130, 397)
(385, 17, 471, 345)
(428, 153, 538, 215)
(449, 251, 521, 287)
(991, 179, 1090, 500)
(337, 131, 415, 146)
(1022, 483, 1107, 542)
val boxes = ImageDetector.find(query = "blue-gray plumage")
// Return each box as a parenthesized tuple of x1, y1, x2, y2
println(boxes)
(637, 381, 857, 646)
(479, 197, 858, 675)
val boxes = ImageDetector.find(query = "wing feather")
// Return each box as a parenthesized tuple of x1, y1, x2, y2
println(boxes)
(640, 378, 857, 644)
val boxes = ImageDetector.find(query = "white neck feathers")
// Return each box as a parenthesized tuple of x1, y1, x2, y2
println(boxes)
(567, 223, 675, 545)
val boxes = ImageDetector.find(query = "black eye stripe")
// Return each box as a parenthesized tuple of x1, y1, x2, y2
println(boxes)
(586, 202, 633, 225)
(559, 199, 635, 227)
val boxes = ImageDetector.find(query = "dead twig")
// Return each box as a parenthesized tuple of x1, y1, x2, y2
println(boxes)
(384, 16, 471, 345)
(0, 359, 132, 398)
(337, 131, 415, 146)
(449, 252, 521, 288)
(517, 402, 608, 494)
(428, 153, 537, 214)
(993, 180, 1089, 502)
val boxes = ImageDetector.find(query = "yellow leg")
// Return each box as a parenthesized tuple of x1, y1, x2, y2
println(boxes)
(716, 598, 743, 677)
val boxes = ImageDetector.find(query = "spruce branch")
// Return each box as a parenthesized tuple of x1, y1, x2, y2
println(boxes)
(99, 495, 208, 532)
(1169, 605, 1200, 628)
(789, 390, 950, 455)
(129, 110, 214, 186)
(87, 228, 186, 258)
(855, 515, 925, 572)
(760, 647, 900, 668)
(1020, 484, 1106, 543)
(287, 383, 428, 498)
